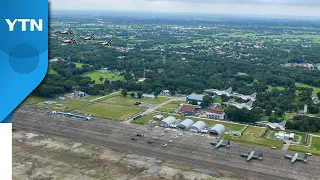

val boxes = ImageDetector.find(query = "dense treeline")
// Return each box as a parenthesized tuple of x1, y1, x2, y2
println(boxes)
(286, 116, 320, 132)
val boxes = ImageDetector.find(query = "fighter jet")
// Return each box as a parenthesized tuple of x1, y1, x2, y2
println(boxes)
(96, 39, 112, 46)
(79, 34, 95, 40)
(59, 36, 77, 44)
(222, 100, 253, 110)
(231, 92, 257, 101)
(284, 153, 308, 163)
(241, 151, 263, 161)
(210, 139, 231, 148)
(55, 28, 72, 34)
(204, 87, 232, 97)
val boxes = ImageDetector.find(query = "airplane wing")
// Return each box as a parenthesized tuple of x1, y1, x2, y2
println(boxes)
(291, 156, 297, 163)
(247, 151, 254, 161)
(215, 140, 223, 148)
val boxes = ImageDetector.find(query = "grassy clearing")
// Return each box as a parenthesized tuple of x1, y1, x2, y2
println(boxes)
(20, 96, 50, 105)
(81, 95, 102, 101)
(74, 62, 84, 68)
(101, 95, 169, 106)
(288, 137, 320, 155)
(267, 85, 285, 91)
(224, 133, 283, 148)
(295, 83, 320, 95)
(243, 126, 266, 137)
(157, 101, 184, 112)
(35, 99, 91, 111)
(82, 71, 124, 84)
(74, 103, 143, 120)
(47, 65, 58, 75)
(131, 115, 154, 125)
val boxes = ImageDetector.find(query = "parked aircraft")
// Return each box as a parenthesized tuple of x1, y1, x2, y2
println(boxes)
(241, 151, 263, 161)
(79, 34, 95, 40)
(96, 39, 112, 46)
(210, 139, 231, 148)
(55, 28, 72, 34)
(204, 87, 232, 97)
(59, 36, 76, 44)
(284, 153, 308, 163)
(222, 100, 253, 110)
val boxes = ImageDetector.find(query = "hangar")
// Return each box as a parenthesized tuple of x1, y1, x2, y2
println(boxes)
(159, 116, 177, 128)
(208, 124, 226, 136)
(177, 119, 194, 130)
(190, 121, 206, 133)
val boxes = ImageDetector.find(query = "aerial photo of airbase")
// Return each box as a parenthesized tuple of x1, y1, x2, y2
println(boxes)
(12, 1, 320, 180)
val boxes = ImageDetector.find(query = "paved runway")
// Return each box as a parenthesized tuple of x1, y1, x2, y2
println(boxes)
(13, 110, 320, 180)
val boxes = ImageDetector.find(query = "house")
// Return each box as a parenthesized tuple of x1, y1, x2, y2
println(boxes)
(231, 131, 242, 136)
(186, 93, 204, 104)
(206, 109, 225, 120)
(275, 131, 295, 140)
(179, 104, 196, 116)
(142, 94, 155, 99)
(161, 90, 170, 96)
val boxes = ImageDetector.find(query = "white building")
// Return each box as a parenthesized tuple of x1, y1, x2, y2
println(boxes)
(275, 131, 295, 140)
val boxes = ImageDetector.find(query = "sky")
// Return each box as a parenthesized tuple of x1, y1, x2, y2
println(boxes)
(50, 0, 320, 18)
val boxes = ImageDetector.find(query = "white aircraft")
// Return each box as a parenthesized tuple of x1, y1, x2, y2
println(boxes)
(222, 100, 253, 110)
(204, 87, 232, 97)
(284, 153, 308, 163)
(79, 34, 95, 40)
(231, 92, 257, 101)
(241, 151, 263, 161)
(59, 36, 77, 44)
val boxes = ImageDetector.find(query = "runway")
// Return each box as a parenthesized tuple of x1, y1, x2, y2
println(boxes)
(12, 110, 320, 180)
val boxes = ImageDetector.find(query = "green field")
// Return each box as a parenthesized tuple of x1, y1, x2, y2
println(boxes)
(47, 65, 58, 75)
(243, 126, 266, 137)
(102, 95, 169, 105)
(156, 101, 184, 112)
(21, 96, 50, 105)
(82, 71, 124, 84)
(288, 136, 320, 155)
(132, 115, 154, 125)
(75, 62, 84, 68)
(74, 103, 143, 120)
(35, 99, 91, 111)
(295, 83, 320, 95)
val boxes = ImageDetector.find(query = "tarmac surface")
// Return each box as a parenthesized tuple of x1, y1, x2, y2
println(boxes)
(13, 110, 320, 180)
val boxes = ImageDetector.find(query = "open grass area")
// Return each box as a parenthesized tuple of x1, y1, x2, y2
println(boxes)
(82, 71, 124, 84)
(102, 95, 169, 106)
(288, 137, 320, 155)
(47, 65, 58, 75)
(81, 95, 102, 101)
(295, 83, 320, 95)
(20, 96, 50, 105)
(156, 101, 184, 112)
(267, 85, 285, 91)
(243, 126, 266, 137)
(224, 133, 283, 148)
(74, 103, 143, 120)
(131, 115, 154, 125)
(35, 99, 91, 111)
(74, 62, 84, 68)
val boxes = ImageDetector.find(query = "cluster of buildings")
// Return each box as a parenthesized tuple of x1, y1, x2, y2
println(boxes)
(275, 131, 295, 141)
(155, 115, 226, 136)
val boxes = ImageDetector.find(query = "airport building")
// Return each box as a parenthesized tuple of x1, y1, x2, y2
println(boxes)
(208, 124, 226, 136)
(159, 116, 177, 128)
(186, 93, 204, 103)
(190, 121, 206, 132)
(206, 109, 225, 120)
(179, 104, 196, 116)
(275, 131, 295, 140)
(177, 119, 194, 130)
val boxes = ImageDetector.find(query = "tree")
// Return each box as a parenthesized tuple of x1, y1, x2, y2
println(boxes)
(317, 92, 320, 99)
(99, 76, 104, 84)
(189, 99, 198, 105)
(130, 92, 135, 98)
(265, 108, 272, 116)
(121, 89, 127, 97)
(201, 95, 213, 108)
(137, 92, 143, 99)
(275, 109, 284, 117)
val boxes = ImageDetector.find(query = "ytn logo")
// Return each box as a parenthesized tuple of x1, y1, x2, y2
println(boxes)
(5, 19, 43, 31)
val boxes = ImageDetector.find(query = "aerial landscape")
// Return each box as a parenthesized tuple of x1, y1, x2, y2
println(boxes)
(13, 1, 320, 180)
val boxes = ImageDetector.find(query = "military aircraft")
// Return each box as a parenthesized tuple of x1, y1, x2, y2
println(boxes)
(79, 34, 95, 40)
(222, 100, 253, 110)
(284, 153, 308, 163)
(59, 36, 77, 44)
(241, 151, 263, 161)
(210, 139, 231, 148)
(96, 39, 112, 46)
(55, 28, 72, 34)
(204, 87, 232, 97)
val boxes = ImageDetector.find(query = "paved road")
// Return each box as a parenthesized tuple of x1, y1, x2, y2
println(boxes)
(12, 110, 320, 180)
(89, 91, 119, 102)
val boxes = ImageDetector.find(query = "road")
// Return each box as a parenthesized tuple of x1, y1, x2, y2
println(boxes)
(12, 110, 320, 180)
(89, 91, 119, 102)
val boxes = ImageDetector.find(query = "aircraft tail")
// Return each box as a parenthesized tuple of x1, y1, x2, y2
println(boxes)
(303, 154, 308, 160)
(246, 100, 253, 107)
(251, 93, 257, 99)
(227, 140, 231, 146)
(279, 121, 286, 127)
(259, 152, 263, 157)
(92, 34, 95, 39)
(226, 87, 232, 94)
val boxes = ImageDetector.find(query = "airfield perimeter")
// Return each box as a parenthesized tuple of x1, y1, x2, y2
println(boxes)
(13, 110, 320, 180)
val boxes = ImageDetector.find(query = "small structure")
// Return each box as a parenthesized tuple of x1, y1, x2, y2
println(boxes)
(177, 119, 194, 130)
(206, 109, 225, 120)
(56, 104, 63, 107)
(161, 90, 170, 96)
(159, 116, 177, 128)
(275, 131, 295, 140)
(190, 121, 206, 133)
(208, 124, 226, 136)
(153, 115, 164, 121)
(142, 94, 155, 99)
(74, 90, 87, 98)
(43, 101, 54, 105)
(179, 104, 196, 116)
(58, 96, 65, 100)
(231, 131, 242, 136)
(186, 93, 204, 103)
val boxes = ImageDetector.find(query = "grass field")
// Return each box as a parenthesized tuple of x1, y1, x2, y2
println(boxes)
(156, 101, 184, 112)
(295, 83, 320, 95)
(74, 103, 143, 120)
(224, 133, 283, 148)
(35, 99, 91, 111)
(47, 65, 58, 75)
(131, 115, 154, 125)
(243, 126, 266, 137)
(82, 71, 124, 84)
(102, 95, 169, 106)
(74, 62, 84, 68)
(20, 96, 50, 105)
(288, 136, 320, 155)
